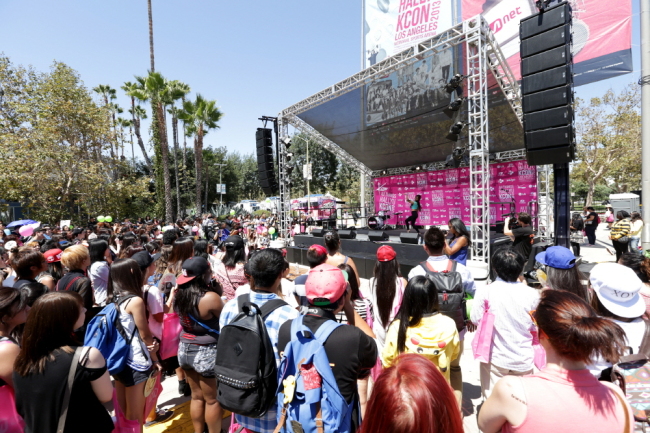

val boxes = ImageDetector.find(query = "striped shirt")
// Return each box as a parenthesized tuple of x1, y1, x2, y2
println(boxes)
(610, 218, 632, 240)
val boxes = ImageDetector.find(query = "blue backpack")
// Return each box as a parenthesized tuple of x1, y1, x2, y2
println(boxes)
(275, 316, 356, 433)
(84, 295, 136, 375)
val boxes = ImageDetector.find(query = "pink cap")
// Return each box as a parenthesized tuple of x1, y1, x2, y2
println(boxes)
(305, 264, 347, 306)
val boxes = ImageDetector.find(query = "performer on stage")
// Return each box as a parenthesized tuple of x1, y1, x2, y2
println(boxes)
(405, 195, 421, 234)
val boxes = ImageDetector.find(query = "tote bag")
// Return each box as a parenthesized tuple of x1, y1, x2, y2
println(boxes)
(471, 298, 495, 363)
(0, 384, 25, 433)
(112, 390, 139, 433)
(160, 312, 182, 360)
(143, 373, 163, 421)
(531, 328, 547, 369)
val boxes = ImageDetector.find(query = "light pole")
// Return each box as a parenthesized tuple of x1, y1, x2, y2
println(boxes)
(216, 163, 227, 205)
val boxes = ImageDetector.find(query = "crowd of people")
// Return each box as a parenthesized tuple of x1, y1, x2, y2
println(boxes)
(0, 211, 646, 433)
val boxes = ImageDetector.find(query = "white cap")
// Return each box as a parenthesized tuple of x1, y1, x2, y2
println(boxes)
(590, 263, 645, 318)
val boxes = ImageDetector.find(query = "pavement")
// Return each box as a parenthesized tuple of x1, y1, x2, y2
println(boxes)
(144, 223, 617, 433)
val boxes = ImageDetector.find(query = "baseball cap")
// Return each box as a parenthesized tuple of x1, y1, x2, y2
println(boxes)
(535, 246, 576, 270)
(305, 263, 348, 306)
(591, 263, 645, 318)
(152, 252, 162, 263)
(224, 235, 244, 249)
(72, 228, 83, 236)
(4, 241, 17, 251)
(377, 245, 396, 262)
(44, 248, 63, 263)
(177, 257, 211, 285)
(308, 244, 327, 255)
(132, 251, 154, 271)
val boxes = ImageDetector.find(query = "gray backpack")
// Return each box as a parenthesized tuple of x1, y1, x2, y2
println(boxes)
(420, 260, 466, 331)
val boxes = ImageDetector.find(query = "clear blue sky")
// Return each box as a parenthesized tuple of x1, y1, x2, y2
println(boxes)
(0, 1, 641, 159)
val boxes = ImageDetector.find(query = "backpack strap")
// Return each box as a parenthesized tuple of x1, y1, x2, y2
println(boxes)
(56, 276, 82, 292)
(259, 299, 288, 318)
(57, 347, 82, 433)
(638, 320, 650, 357)
(237, 293, 251, 313)
(189, 314, 220, 335)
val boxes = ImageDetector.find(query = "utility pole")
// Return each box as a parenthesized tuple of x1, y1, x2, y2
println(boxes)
(216, 163, 227, 205)
(306, 139, 310, 218)
(641, 0, 650, 251)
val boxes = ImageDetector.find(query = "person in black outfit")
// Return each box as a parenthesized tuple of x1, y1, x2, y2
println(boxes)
(504, 212, 534, 263)
(405, 194, 422, 233)
(59, 245, 95, 337)
(583, 206, 599, 246)
(570, 212, 585, 257)
(13, 291, 114, 433)
(278, 264, 377, 427)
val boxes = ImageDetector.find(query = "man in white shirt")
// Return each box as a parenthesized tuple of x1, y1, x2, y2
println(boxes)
(470, 246, 540, 399)
(408, 226, 476, 406)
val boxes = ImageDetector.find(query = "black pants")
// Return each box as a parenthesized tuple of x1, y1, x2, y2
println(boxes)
(613, 240, 629, 262)
(405, 211, 419, 233)
(585, 226, 597, 245)
(570, 242, 580, 257)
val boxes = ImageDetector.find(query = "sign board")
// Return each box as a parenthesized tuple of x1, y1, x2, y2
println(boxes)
(303, 164, 312, 180)
(215, 184, 227, 194)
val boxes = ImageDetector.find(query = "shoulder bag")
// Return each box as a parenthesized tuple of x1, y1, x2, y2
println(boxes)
(56, 347, 83, 433)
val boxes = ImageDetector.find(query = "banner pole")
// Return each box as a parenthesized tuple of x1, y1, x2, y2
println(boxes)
(360, 0, 367, 227)
(641, 0, 650, 252)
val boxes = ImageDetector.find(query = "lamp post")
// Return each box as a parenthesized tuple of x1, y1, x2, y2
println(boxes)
(216, 163, 227, 205)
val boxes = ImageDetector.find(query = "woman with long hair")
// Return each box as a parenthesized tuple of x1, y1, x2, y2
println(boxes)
(479, 290, 632, 433)
(619, 252, 650, 317)
(630, 211, 644, 254)
(405, 194, 422, 234)
(88, 239, 111, 308)
(368, 245, 407, 358)
(444, 218, 471, 265)
(118, 233, 138, 259)
(324, 230, 360, 287)
(382, 276, 459, 379)
(108, 259, 161, 429)
(152, 245, 173, 289)
(37, 248, 65, 290)
(609, 210, 632, 261)
(570, 212, 584, 257)
(360, 353, 463, 433)
(535, 246, 590, 303)
(214, 236, 247, 301)
(0, 286, 28, 391)
(12, 291, 114, 433)
(167, 238, 195, 277)
(171, 257, 224, 433)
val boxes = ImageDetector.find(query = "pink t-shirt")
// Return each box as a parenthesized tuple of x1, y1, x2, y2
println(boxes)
(215, 262, 247, 301)
(503, 366, 631, 433)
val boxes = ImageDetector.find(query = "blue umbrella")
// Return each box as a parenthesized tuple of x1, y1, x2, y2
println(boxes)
(6, 219, 37, 228)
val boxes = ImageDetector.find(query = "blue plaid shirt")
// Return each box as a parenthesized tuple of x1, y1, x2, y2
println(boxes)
(219, 291, 299, 433)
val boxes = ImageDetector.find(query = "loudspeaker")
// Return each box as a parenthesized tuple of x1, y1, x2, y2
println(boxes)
(338, 229, 356, 239)
(525, 125, 573, 150)
(521, 64, 572, 95)
(520, 25, 571, 58)
(522, 85, 571, 113)
(256, 128, 277, 195)
(526, 144, 575, 166)
(400, 233, 421, 244)
(520, 2, 571, 39)
(524, 105, 573, 132)
(311, 228, 324, 237)
(521, 44, 571, 76)
(368, 230, 389, 242)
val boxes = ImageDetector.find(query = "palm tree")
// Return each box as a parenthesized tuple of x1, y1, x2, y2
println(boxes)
(131, 71, 173, 221)
(93, 84, 118, 158)
(179, 94, 223, 215)
(148, 0, 155, 72)
(163, 80, 190, 218)
(122, 81, 152, 173)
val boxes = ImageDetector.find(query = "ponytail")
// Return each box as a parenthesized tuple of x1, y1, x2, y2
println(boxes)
(324, 230, 340, 254)
(535, 290, 626, 364)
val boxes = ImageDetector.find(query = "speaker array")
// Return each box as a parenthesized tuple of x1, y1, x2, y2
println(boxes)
(256, 128, 277, 195)
(520, 2, 575, 166)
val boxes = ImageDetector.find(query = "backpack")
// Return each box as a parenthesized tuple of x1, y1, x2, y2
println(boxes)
(275, 316, 355, 433)
(611, 320, 650, 426)
(420, 260, 467, 331)
(84, 295, 137, 375)
(214, 294, 288, 417)
(402, 313, 459, 375)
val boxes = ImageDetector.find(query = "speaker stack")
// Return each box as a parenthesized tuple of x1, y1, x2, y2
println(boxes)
(256, 128, 277, 195)
(520, 2, 575, 166)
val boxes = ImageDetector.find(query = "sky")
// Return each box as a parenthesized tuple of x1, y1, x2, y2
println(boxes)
(0, 1, 641, 161)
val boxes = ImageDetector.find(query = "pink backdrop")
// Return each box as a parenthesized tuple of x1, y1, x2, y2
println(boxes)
(373, 160, 537, 226)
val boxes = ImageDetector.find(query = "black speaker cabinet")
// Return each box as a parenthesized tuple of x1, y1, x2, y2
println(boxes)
(521, 44, 571, 76)
(311, 228, 325, 237)
(522, 64, 572, 95)
(338, 229, 356, 239)
(526, 144, 575, 166)
(520, 2, 571, 40)
(368, 230, 389, 241)
(524, 105, 573, 132)
(400, 233, 421, 244)
(522, 85, 572, 113)
(520, 25, 571, 58)
(525, 124, 573, 150)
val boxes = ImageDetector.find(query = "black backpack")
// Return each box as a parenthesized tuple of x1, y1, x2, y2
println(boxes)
(420, 260, 467, 331)
(214, 294, 287, 417)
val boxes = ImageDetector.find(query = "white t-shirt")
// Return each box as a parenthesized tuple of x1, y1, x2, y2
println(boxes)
(368, 276, 405, 354)
(588, 317, 645, 377)
(144, 284, 165, 340)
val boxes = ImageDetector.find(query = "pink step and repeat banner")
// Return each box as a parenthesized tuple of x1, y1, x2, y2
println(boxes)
(373, 160, 537, 226)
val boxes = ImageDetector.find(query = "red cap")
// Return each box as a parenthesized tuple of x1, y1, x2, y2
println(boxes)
(305, 264, 347, 306)
(44, 249, 63, 263)
(308, 244, 327, 255)
(377, 245, 396, 262)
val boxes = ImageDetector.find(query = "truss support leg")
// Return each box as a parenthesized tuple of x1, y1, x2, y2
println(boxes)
(553, 163, 570, 249)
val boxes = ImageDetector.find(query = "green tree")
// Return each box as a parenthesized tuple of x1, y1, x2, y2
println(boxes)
(165, 80, 191, 218)
(122, 81, 152, 172)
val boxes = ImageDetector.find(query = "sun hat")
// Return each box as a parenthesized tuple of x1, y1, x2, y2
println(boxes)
(44, 248, 63, 263)
(176, 257, 211, 285)
(535, 246, 576, 269)
(377, 245, 397, 262)
(590, 262, 645, 319)
(305, 263, 348, 306)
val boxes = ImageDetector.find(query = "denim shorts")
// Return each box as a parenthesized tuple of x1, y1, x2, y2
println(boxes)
(113, 364, 151, 387)
(178, 341, 217, 378)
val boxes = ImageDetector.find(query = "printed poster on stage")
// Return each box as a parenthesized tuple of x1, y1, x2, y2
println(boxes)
(373, 160, 537, 227)
(364, 0, 454, 68)
(461, 0, 632, 86)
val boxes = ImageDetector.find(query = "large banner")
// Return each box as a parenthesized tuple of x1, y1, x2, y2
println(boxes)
(364, 0, 454, 68)
(373, 160, 537, 226)
(461, 0, 632, 86)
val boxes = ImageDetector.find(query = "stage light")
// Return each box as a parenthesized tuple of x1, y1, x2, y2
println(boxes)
(445, 147, 465, 168)
(535, 0, 551, 10)
(415, 166, 422, 171)
(381, 170, 387, 175)
(445, 74, 464, 94)
(446, 121, 465, 142)
(444, 97, 465, 118)
(286, 166, 294, 176)
(280, 136, 292, 148)
(285, 152, 293, 162)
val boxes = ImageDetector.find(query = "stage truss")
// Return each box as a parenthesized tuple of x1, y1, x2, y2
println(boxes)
(279, 15, 523, 263)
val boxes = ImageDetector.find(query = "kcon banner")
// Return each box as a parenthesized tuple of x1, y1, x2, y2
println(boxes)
(373, 160, 537, 226)
(461, 0, 632, 86)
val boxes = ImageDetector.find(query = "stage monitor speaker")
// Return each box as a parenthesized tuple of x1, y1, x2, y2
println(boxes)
(400, 233, 421, 244)
(311, 228, 325, 237)
(521, 64, 572, 95)
(521, 44, 571, 76)
(524, 105, 573, 132)
(520, 2, 571, 40)
(526, 144, 575, 166)
(520, 24, 571, 58)
(368, 230, 389, 242)
(525, 124, 573, 150)
(522, 85, 571, 113)
(338, 229, 356, 239)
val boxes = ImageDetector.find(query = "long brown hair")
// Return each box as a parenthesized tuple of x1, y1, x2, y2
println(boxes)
(14, 291, 83, 376)
(107, 258, 144, 303)
(167, 238, 194, 276)
(373, 258, 402, 327)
